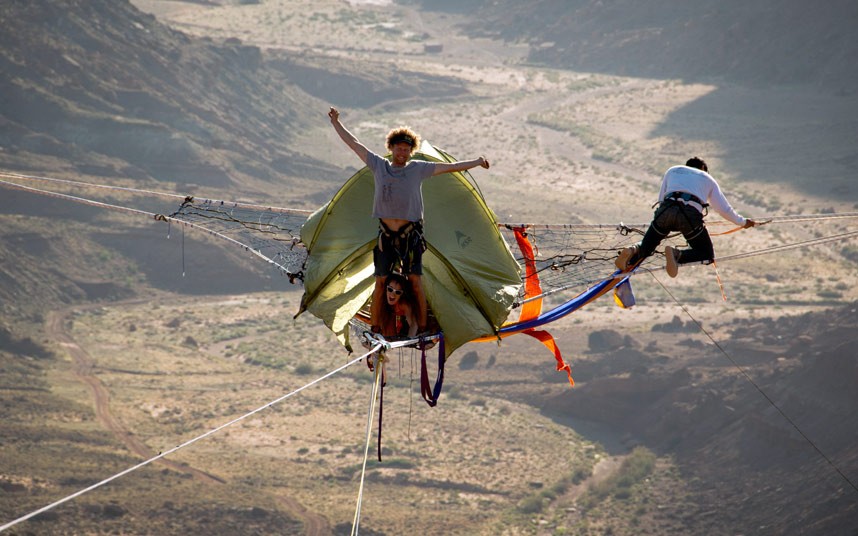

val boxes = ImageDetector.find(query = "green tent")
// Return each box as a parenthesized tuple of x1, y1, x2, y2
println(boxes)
(298, 142, 522, 357)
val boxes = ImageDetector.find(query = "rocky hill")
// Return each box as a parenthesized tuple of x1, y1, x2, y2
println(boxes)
(0, 0, 474, 318)
(536, 303, 858, 534)
(0, 0, 474, 191)
(426, 0, 858, 92)
(0, 0, 335, 187)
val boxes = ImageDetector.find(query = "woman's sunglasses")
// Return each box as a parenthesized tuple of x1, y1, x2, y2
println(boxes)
(386, 286, 403, 296)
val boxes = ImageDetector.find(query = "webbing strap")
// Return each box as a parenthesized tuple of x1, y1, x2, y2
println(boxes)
(709, 225, 744, 236)
(709, 218, 771, 236)
(377, 366, 385, 462)
(419, 336, 446, 407)
(523, 328, 574, 386)
(513, 226, 543, 322)
(665, 191, 707, 208)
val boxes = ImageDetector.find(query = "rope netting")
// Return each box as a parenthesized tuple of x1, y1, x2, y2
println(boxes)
(167, 197, 311, 282)
(166, 197, 657, 307)
(168, 200, 858, 315)
(499, 223, 648, 307)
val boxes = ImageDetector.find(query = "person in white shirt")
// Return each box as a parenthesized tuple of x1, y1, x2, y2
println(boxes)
(616, 157, 756, 277)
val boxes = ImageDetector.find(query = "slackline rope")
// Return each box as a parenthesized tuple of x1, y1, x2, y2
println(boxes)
(3, 169, 857, 228)
(0, 177, 160, 219)
(4, 171, 856, 274)
(0, 170, 311, 215)
(351, 352, 385, 536)
(618, 227, 858, 284)
(716, 229, 858, 262)
(0, 346, 383, 533)
(0, 170, 188, 201)
(0, 177, 301, 276)
(502, 211, 858, 231)
(649, 272, 858, 497)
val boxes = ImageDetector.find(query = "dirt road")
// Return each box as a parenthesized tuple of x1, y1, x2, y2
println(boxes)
(46, 303, 332, 535)
(46, 305, 225, 484)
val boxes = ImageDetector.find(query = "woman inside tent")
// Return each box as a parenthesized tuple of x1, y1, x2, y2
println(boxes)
(378, 272, 418, 339)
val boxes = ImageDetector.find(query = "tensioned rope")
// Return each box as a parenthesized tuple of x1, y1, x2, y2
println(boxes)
(0, 177, 163, 218)
(5, 170, 856, 228)
(5, 171, 858, 310)
(0, 170, 188, 201)
(648, 271, 858, 497)
(5, 172, 858, 308)
(0, 177, 306, 277)
(716, 229, 858, 262)
(618, 228, 858, 282)
(512, 222, 858, 306)
(0, 346, 382, 533)
(352, 352, 385, 536)
(499, 212, 858, 230)
(5, 172, 856, 249)
(0, 171, 315, 216)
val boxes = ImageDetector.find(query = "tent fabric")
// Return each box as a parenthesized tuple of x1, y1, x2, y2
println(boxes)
(298, 141, 521, 357)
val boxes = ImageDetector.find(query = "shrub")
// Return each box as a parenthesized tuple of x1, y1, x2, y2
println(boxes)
(517, 494, 544, 514)
(586, 447, 656, 503)
(294, 363, 314, 375)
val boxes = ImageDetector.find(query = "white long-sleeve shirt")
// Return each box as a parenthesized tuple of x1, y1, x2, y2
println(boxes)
(658, 165, 746, 226)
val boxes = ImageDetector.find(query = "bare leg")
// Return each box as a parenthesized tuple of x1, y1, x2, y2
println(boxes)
(370, 276, 385, 332)
(408, 273, 428, 331)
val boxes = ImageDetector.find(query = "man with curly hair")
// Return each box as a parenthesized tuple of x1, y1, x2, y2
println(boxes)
(328, 107, 490, 335)
(615, 156, 756, 278)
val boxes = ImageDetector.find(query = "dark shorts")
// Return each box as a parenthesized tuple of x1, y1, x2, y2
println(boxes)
(374, 222, 424, 276)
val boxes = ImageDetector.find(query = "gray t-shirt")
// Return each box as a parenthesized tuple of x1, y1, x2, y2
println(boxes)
(366, 150, 436, 221)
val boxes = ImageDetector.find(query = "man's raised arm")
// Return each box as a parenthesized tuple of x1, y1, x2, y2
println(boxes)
(329, 107, 369, 164)
(431, 156, 490, 176)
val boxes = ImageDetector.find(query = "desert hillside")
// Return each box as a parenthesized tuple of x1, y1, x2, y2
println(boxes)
(0, 0, 333, 191)
(425, 0, 858, 91)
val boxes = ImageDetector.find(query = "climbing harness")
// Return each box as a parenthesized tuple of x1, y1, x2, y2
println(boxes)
(377, 219, 426, 272)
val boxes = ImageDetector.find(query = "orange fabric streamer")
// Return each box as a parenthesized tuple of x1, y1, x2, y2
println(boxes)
(512, 226, 543, 322)
(522, 328, 574, 386)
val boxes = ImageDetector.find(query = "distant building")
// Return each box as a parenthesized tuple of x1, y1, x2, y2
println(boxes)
(423, 43, 443, 54)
